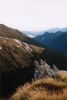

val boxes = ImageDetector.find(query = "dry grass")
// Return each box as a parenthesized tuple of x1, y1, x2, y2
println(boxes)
(58, 71, 67, 83)
(29, 89, 67, 100)
(10, 75, 67, 100)
(30, 45, 44, 54)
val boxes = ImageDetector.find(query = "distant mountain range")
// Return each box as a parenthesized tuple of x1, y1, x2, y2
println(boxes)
(23, 31, 45, 37)
(34, 29, 67, 56)
(23, 27, 67, 37)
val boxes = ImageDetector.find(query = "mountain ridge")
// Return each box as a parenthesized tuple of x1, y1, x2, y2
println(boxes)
(34, 31, 67, 56)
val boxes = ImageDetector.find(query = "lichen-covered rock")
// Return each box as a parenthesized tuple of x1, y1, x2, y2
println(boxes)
(34, 59, 59, 80)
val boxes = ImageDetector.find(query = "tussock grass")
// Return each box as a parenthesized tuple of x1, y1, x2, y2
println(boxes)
(58, 71, 67, 83)
(10, 76, 67, 100)
(29, 89, 67, 100)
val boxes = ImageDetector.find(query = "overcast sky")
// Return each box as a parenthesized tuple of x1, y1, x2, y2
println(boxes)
(0, 0, 67, 32)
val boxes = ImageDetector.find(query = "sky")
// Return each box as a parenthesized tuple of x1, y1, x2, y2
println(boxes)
(0, 0, 67, 34)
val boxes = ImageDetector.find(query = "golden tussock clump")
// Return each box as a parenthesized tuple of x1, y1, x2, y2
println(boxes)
(58, 71, 67, 83)
(10, 75, 67, 100)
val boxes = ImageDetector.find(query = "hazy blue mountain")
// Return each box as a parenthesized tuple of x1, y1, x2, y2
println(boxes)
(34, 30, 67, 56)
(48, 32, 67, 55)
(23, 28, 67, 37)
(34, 31, 63, 45)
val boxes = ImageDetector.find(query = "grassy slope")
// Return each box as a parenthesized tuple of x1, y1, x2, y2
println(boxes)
(10, 71, 67, 100)
(0, 24, 43, 47)
(0, 38, 32, 72)
(0, 38, 45, 98)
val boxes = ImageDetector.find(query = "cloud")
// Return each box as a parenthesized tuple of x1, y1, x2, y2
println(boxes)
(28, 35, 35, 38)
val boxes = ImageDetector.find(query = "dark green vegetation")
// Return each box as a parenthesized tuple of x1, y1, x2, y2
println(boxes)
(0, 24, 67, 98)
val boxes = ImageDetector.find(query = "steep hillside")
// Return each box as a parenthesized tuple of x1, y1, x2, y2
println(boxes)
(0, 24, 42, 47)
(0, 38, 33, 72)
(0, 38, 34, 97)
(0, 37, 45, 98)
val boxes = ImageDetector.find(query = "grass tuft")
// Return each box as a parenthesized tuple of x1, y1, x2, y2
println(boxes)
(10, 74, 67, 100)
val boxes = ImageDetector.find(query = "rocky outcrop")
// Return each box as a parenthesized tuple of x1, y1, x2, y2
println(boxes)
(34, 59, 59, 80)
